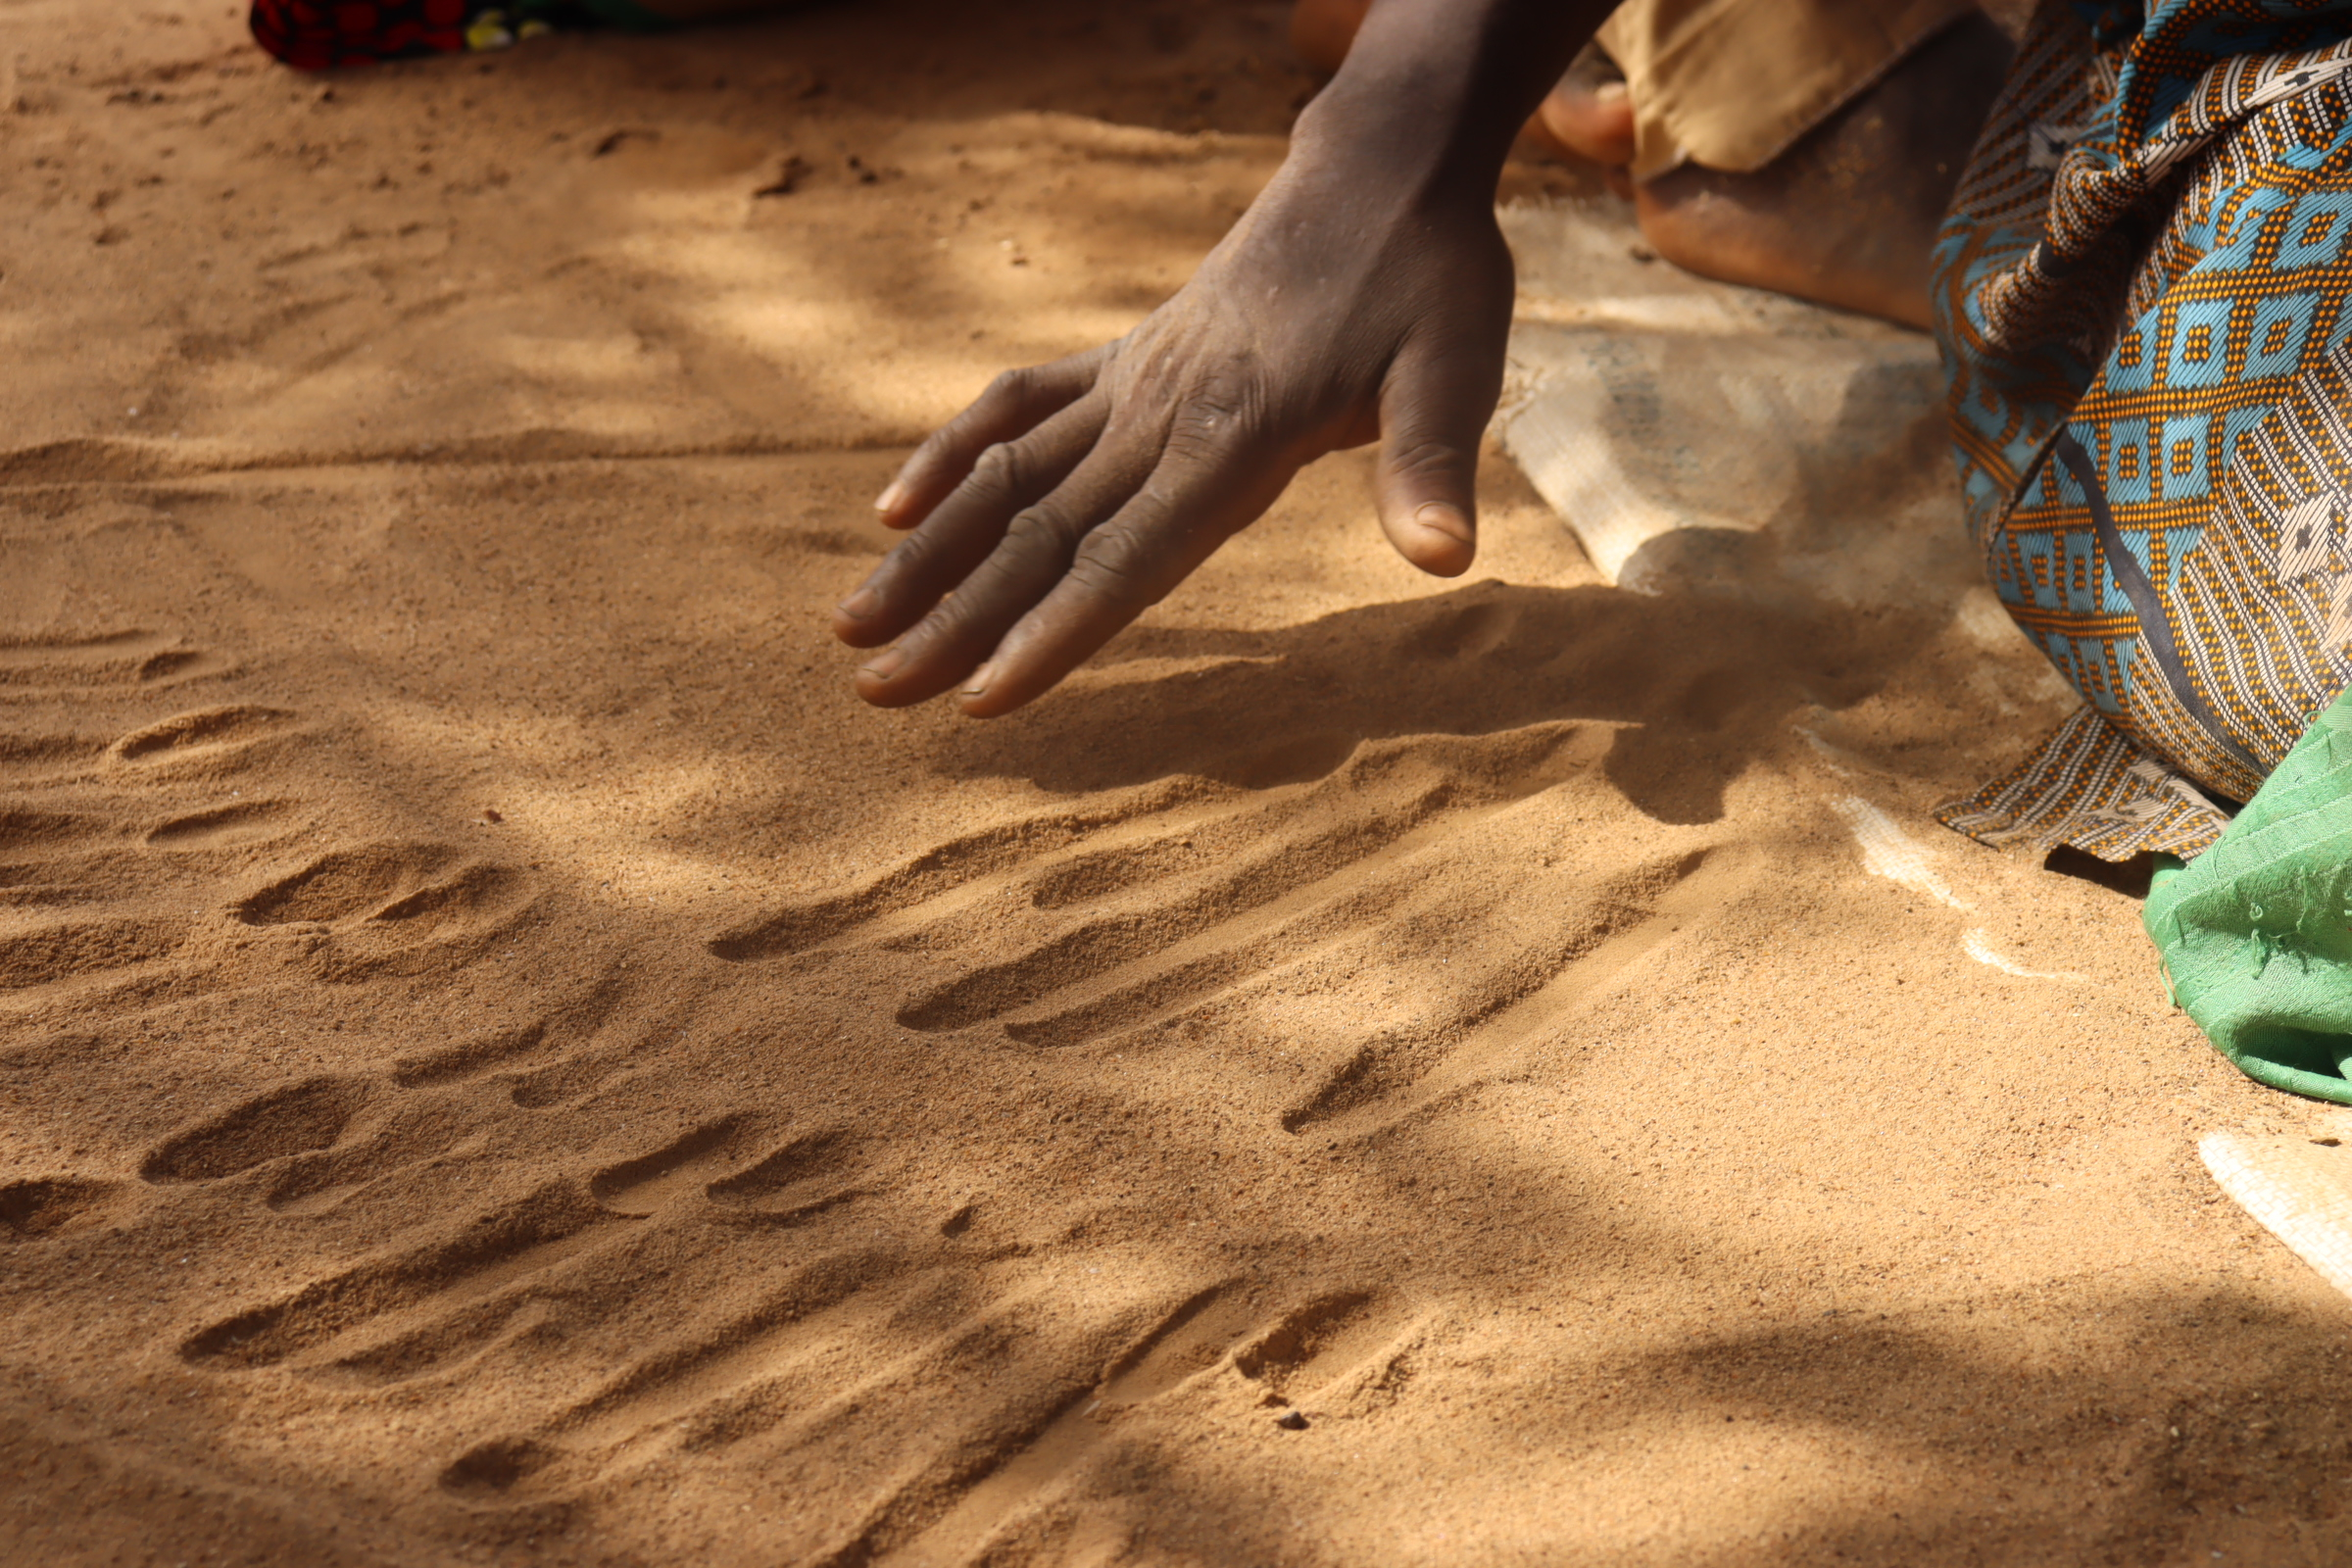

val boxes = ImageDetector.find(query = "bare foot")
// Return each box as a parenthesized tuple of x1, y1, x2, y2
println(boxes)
(1533, 47, 1634, 170)
(1631, 14, 2013, 328)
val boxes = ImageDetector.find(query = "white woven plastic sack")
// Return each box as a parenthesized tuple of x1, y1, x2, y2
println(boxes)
(1496, 198, 1959, 600)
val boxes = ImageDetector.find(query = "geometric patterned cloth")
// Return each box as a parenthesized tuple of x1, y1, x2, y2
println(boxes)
(1935, 0, 2352, 860)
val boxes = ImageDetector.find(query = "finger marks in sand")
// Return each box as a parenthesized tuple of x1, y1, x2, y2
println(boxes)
(451, 1245, 908, 1499)
(507, 1053, 634, 1111)
(944, 736, 1592, 1044)
(703, 776, 1229, 961)
(0, 1175, 128, 1242)
(391, 1021, 551, 1088)
(0, 914, 182, 992)
(188, 1118, 868, 1398)
(862, 1286, 1416, 1566)
(232, 843, 538, 975)
(1278, 845, 1745, 1137)
(144, 798, 305, 850)
(109, 704, 296, 768)
(179, 1180, 623, 1372)
(0, 630, 228, 698)
(590, 1115, 764, 1215)
(139, 1074, 376, 1184)
(0, 808, 120, 909)
(716, 732, 1596, 1055)
(264, 1089, 507, 1216)
(703, 1128, 864, 1220)
(233, 844, 461, 927)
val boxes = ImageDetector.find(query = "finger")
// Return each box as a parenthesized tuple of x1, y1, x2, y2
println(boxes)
(956, 452, 1296, 717)
(873, 345, 1110, 529)
(853, 434, 1159, 708)
(834, 395, 1106, 649)
(1369, 334, 1498, 578)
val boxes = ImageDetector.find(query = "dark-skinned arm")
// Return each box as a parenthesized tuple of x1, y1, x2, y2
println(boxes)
(831, 0, 1613, 714)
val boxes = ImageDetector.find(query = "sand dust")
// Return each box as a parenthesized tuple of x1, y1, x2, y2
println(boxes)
(7, 2, 2352, 1564)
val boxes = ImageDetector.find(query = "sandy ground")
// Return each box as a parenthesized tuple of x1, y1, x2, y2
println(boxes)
(8, 2, 2352, 1564)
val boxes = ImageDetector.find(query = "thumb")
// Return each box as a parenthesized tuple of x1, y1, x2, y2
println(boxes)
(1370, 338, 1494, 577)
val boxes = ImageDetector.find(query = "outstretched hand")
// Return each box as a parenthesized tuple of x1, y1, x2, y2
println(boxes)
(831, 133, 1516, 715)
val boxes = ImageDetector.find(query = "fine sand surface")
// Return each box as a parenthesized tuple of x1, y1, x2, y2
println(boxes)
(10, 3, 2352, 1564)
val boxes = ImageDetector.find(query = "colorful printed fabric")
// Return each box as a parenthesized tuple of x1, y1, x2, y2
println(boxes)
(250, 0, 666, 70)
(1933, 0, 2352, 861)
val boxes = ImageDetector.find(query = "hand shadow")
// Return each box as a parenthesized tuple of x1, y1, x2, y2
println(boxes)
(930, 574, 1922, 826)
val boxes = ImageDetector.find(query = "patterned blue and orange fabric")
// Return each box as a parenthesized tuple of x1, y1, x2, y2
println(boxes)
(1935, 0, 2352, 861)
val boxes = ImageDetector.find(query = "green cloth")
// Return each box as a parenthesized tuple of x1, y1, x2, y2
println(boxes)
(2145, 686, 2352, 1104)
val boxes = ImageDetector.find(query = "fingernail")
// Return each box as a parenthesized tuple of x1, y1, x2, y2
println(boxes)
(837, 589, 879, 620)
(960, 662, 994, 698)
(860, 649, 905, 680)
(1593, 80, 1629, 104)
(873, 479, 906, 514)
(1414, 503, 1472, 543)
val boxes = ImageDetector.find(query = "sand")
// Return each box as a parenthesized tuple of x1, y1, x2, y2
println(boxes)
(7, 2, 2352, 1564)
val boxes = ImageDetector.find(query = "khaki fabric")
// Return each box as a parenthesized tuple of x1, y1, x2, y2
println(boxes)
(1596, 0, 1975, 179)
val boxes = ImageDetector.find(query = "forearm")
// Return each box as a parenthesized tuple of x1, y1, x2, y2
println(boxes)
(1293, 0, 1615, 192)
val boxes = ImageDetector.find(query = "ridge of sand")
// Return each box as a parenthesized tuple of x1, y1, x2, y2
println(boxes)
(7, 4, 2352, 1565)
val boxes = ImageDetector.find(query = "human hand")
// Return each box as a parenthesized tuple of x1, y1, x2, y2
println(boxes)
(831, 136, 1516, 716)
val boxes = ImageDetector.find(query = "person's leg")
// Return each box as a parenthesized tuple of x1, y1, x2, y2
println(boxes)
(1630, 11, 2012, 328)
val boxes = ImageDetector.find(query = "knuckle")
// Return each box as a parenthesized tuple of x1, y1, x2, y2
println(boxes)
(1384, 434, 1471, 480)
(1001, 506, 1080, 558)
(1161, 379, 1264, 462)
(881, 528, 936, 573)
(1160, 418, 1234, 466)
(1066, 533, 1157, 607)
(983, 366, 1039, 408)
(964, 442, 1029, 505)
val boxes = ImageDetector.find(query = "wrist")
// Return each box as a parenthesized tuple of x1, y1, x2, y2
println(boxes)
(1290, 0, 1605, 191)
(1286, 80, 1507, 217)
